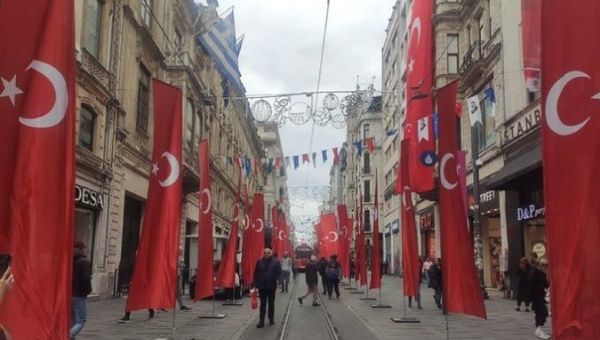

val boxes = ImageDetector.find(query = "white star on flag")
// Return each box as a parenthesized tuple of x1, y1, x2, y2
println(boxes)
(152, 163, 159, 175)
(408, 58, 415, 73)
(0, 75, 23, 106)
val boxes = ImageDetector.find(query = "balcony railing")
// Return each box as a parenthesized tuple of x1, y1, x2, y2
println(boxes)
(460, 40, 483, 76)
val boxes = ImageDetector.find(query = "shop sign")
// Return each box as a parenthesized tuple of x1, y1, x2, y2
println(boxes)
(517, 203, 545, 221)
(75, 185, 104, 210)
(501, 105, 541, 146)
(419, 209, 435, 232)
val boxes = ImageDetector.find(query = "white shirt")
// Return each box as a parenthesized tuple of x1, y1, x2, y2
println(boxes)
(281, 257, 292, 272)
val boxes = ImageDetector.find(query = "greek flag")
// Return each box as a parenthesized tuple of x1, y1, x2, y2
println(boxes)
(197, 11, 244, 94)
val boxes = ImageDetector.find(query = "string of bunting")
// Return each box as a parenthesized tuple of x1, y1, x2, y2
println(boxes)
(217, 129, 399, 177)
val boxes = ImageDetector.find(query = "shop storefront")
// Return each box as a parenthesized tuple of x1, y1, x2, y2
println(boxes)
(419, 208, 436, 259)
(74, 184, 104, 265)
(469, 190, 502, 288)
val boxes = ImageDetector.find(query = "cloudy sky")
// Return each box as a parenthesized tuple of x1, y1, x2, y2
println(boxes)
(205, 0, 396, 242)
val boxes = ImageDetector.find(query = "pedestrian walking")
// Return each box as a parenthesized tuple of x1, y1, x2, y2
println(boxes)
(325, 255, 341, 299)
(422, 257, 433, 285)
(252, 248, 282, 328)
(516, 257, 533, 312)
(349, 258, 356, 280)
(280, 252, 292, 293)
(531, 259, 550, 339)
(428, 258, 442, 310)
(71, 242, 92, 339)
(318, 257, 329, 294)
(297, 255, 320, 306)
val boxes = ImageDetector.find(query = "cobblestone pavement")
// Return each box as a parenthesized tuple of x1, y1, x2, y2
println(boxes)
(79, 275, 552, 339)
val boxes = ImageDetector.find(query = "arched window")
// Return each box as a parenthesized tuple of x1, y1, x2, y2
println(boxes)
(79, 105, 96, 151)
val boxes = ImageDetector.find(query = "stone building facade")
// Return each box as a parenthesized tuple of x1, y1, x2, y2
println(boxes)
(74, 0, 266, 298)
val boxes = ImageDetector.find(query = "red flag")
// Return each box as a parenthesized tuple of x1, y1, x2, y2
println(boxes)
(250, 193, 265, 272)
(302, 153, 310, 164)
(365, 137, 375, 153)
(399, 140, 420, 297)
(195, 140, 214, 300)
(215, 173, 242, 288)
(336, 205, 349, 277)
(405, 0, 435, 193)
(0, 1, 75, 337)
(332, 147, 340, 164)
(358, 194, 367, 286)
(317, 214, 338, 259)
(369, 174, 381, 289)
(279, 215, 289, 256)
(456, 150, 468, 211)
(274, 157, 282, 169)
(126, 80, 183, 311)
(438, 81, 486, 319)
(241, 200, 254, 288)
(271, 207, 282, 255)
(542, 1, 600, 337)
(521, 0, 541, 92)
(353, 204, 361, 283)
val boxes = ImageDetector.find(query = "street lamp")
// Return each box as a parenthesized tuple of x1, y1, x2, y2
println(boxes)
(470, 124, 489, 300)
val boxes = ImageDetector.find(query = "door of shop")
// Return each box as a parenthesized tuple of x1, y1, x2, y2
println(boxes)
(117, 195, 144, 296)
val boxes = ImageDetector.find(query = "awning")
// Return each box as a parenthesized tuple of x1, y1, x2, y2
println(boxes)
(487, 143, 542, 190)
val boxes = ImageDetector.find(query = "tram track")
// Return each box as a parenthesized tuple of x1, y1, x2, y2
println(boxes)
(279, 277, 339, 340)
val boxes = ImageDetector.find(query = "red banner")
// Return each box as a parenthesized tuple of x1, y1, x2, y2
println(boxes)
(336, 205, 349, 277)
(542, 1, 600, 337)
(0, 1, 75, 337)
(346, 217, 353, 278)
(358, 194, 367, 286)
(521, 0, 541, 91)
(241, 200, 254, 288)
(250, 193, 265, 274)
(195, 140, 214, 300)
(316, 213, 339, 259)
(215, 174, 241, 288)
(126, 80, 183, 311)
(438, 81, 486, 319)
(399, 140, 420, 297)
(369, 178, 381, 289)
(404, 0, 435, 193)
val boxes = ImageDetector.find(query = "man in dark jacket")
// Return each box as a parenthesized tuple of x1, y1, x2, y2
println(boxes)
(428, 258, 442, 310)
(516, 257, 533, 312)
(318, 257, 329, 294)
(253, 248, 282, 328)
(297, 255, 320, 306)
(325, 255, 341, 299)
(530, 259, 550, 339)
(71, 242, 92, 339)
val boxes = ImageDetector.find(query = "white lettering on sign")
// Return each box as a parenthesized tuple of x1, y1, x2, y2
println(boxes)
(480, 191, 495, 203)
(517, 204, 545, 221)
(75, 185, 104, 209)
(501, 106, 542, 146)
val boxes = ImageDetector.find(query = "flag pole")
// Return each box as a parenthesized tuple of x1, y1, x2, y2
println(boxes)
(390, 294, 421, 323)
(198, 290, 227, 319)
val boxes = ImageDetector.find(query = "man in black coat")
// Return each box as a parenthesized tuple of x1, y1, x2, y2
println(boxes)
(297, 255, 320, 306)
(318, 257, 329, 294)
(71, 242, 92, 338)
(253, 248, 282, 328)
(428, 258, 442, 310)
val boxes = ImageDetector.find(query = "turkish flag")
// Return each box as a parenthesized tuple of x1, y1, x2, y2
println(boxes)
(399, 140, 420, 297)
(542, 1, 600, 337)
(357, 195, 367, 287)
(404, 0, 435, 193)
(215, 174, 241, 289)
(241, 200, 254, 288)
(250, 193, 265, 277)
(126, 80, 183, 312)
(318, 213, 338, 260)
(437, 81, 486, 319)
(336, 205, 349, 277)
(271, 207, 282, 256)
(195, 140, 214, 300)
(521, 0, 541, 91)
(369, 177, 381, 289)
(0, 1, 75, 337)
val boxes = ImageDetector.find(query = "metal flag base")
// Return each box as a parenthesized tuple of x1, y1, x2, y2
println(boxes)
(371, 303, 392, 308)
(222, 300, 243, 306)
(350, 291, 364, 294)
(359, 297, 376, 300)
(339, 282, 349, 287)
(344, 286, 358, 290)
(391, 317, 421, 323)
(198, 313, 227, 319)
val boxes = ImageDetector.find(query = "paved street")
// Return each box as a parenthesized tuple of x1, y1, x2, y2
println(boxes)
(80, 275, 551, 339)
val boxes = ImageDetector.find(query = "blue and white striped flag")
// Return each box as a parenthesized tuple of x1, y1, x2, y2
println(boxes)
(197, 11, 243, 94)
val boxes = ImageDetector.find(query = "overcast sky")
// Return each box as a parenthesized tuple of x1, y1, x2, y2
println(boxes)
(203, 0, 396, 242)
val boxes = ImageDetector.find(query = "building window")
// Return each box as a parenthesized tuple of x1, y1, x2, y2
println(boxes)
(79, 105, 96, 151)
(475, 86, 496, 153)
(363, 124, 370, 140)
(363, 152, 371, 174)
(364, 209, 371, 232)
(477, 15, 485, 43)
(364, 180, 371, 203)
(185, 98, 202, 152)
(141, 0, 153, 28)
(83, 0, 102, 58)
(279, 187, 285, 198)
(136, 64, 151, 133)
(447, 34, 459, 74)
